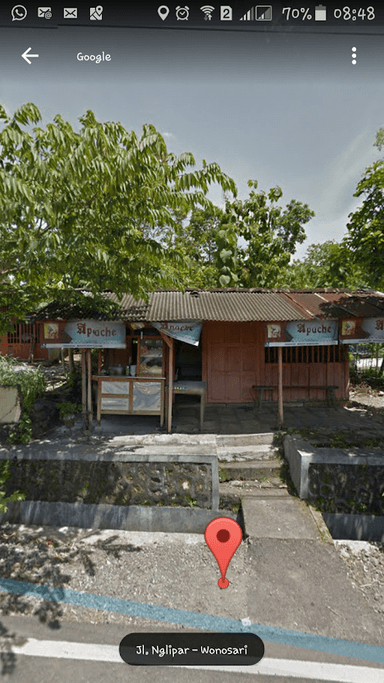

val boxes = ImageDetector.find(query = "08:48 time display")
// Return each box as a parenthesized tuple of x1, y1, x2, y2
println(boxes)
(333, 7, 375, 20)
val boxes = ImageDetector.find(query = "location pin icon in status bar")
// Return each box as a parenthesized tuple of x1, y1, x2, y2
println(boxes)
(158, 5, 170, 20)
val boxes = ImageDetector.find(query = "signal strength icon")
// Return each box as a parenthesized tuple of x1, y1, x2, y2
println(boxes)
(200, 5, 215, 20)
(240, 5, 272, 21)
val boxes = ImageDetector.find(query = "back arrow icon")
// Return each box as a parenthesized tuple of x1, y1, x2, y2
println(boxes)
(22, 47, 39, 64)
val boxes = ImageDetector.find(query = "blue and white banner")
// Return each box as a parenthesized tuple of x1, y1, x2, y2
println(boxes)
(152, 321, 202, 346)
(266, 319, 338, 347)
(340, 317, 384, 344)
(43, 320, 126, 348)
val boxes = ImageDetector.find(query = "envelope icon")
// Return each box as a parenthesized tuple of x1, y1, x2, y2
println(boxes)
(64, 7, 78, 18)
(38, 7, 51, 18)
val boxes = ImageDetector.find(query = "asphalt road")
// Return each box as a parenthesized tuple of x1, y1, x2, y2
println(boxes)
(1, 528, 384, 683)
(1, 615, 384, 683)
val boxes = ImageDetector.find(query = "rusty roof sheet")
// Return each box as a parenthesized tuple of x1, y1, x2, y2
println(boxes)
(34, 289, 384, 323)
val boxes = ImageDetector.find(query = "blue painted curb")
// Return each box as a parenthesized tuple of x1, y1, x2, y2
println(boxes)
(0, 577, 383, 664)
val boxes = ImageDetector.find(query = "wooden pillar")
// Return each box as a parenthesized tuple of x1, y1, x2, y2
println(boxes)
(81, 349, 87, 427)
(278, 345, 283, 429)
(87, 349, 93, 426)
(167, 336, 174, 433)
(68, 348, 74, 374)
(97, 348, 102, 375)
(158, 331, 172, 432)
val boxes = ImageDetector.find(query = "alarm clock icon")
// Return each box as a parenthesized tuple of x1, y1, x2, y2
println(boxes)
(175, 6, 189, 20)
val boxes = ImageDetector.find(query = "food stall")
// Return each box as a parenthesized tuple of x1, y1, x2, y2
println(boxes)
(41, 319, 166, 426)
(93, 333, 165, 425)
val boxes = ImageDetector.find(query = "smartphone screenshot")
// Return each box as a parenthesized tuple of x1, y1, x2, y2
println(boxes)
(0, 2, 383, 682)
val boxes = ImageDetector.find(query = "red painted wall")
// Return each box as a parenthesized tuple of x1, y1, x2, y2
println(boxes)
(0, 323, 48, 360)
(202, 321, 349, 404)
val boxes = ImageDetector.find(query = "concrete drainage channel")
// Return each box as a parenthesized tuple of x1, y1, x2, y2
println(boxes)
(0, 432, 281, 535)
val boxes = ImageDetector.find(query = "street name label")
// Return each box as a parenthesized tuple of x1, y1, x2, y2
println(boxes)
(119, 632, 264, 666)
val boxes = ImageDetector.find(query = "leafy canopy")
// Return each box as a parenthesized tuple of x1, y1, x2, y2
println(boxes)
(0, 103, 236, 330)
(346, 127, 384, 289)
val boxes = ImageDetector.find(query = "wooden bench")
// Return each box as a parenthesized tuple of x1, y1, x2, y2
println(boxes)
(252, 385, 339, 410)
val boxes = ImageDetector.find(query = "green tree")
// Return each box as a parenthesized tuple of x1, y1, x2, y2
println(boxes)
(170, 181, 315, 289)
(346, 129, 384, 289)
(0, 103, 236, 330)
(278, 240, 368, 289)
(227, 181, 314, 287)
(167, 205, 225, 288)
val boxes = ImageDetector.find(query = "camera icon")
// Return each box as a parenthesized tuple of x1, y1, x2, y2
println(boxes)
(175, 6, 189, 20)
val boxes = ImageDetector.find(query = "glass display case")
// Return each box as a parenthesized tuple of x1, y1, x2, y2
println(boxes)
(138, 338, 164, 376)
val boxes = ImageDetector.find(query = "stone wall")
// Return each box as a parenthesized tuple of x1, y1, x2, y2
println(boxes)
(283, 435, 384, 513)
(2, 459, 213, 508)
(308, 462, 384, 515)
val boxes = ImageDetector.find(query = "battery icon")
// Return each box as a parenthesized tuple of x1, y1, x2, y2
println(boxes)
(314, 5, 327, 21)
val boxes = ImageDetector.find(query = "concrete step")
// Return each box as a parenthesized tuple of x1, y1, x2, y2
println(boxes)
(106, 434, 216, 447)
(219, 458, 282, 481)
(216, 432, 275, 447)
(217, 444, 280, 462)
(241, 488, 321, 540)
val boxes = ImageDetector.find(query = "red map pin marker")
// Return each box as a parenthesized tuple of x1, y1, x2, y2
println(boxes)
(204, 517, 243, 589)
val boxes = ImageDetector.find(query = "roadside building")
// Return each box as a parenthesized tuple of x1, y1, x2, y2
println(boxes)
(33, 288, 384, 430)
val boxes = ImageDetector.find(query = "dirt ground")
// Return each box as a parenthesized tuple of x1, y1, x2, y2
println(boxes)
(349, 385, 384, 410)
(0, 522, 383, 631)
(0, 524, 249, 629)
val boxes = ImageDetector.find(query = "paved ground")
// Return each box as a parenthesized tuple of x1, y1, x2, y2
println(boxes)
(3, 391, 383, 450)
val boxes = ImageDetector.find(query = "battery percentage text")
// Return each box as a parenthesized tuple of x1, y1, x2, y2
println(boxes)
(282, 7, 312, 20)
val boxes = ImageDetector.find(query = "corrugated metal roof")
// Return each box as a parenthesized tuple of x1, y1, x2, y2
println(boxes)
(34, 289, 384, 323)
(148, 291, 202, 321)
(186, 291, 303, 322)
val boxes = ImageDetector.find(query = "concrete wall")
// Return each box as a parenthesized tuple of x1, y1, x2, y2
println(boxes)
(0, 500, 237, 534)
(0, 385, 22, 424)
(323, 513, 384, 542)
(284, 434, 384, 539)
(0, 452, 223, 533)
(284, 435, 384, 508)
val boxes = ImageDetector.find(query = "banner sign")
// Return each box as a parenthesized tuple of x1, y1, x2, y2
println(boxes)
(153, 321, 202, 346)
(340, 317, 384, 344)
(42, 320, 126, 348)
(265, 319, 338, 347)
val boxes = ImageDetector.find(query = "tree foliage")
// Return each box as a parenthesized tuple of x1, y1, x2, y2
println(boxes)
(346, 128, 384, 290)
(278, 240, 368, 289)
(170, 181, 315, 289)
(0, 103, 236, 330)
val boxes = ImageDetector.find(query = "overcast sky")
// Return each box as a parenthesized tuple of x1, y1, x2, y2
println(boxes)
(1, 24, 384, 258)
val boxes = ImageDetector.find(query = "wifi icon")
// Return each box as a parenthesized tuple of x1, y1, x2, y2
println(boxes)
(200, 5, 215, 20)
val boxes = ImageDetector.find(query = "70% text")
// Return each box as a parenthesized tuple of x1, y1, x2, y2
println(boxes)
(282, 7, 312, 20)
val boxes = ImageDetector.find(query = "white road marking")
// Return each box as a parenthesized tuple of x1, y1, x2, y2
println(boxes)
(177, 661, 384, 681)
(6, 638, 384, 681)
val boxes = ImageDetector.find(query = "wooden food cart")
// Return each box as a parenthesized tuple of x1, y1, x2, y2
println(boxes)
(93, 332, 166, 425)
(93, 375, 165, 425)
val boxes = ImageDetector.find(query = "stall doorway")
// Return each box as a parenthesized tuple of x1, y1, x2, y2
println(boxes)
(175, 341, 202, 381)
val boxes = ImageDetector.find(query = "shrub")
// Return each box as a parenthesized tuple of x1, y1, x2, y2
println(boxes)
(0, 460, 25, 513)
(58, 400, 82, 418)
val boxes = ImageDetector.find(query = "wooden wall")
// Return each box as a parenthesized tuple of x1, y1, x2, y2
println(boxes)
(0, 323, 49, 361)
(202, 321, 349, 404)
